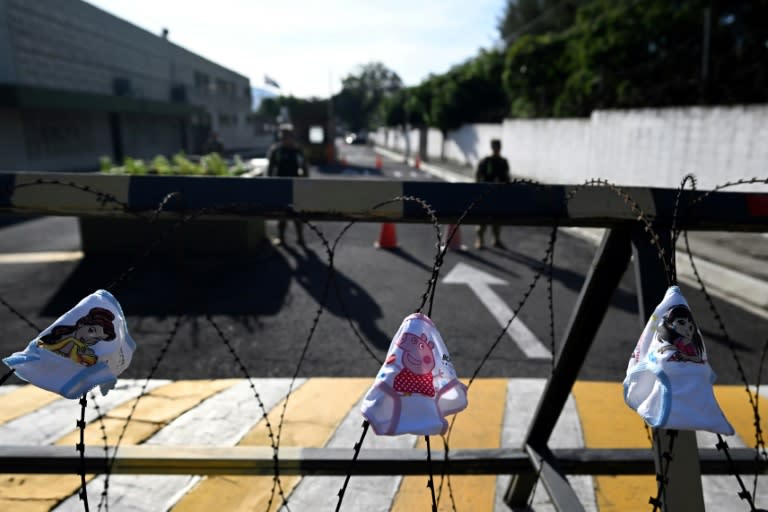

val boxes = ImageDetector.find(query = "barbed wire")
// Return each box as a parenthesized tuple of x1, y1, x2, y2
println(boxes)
(97, 314, 184, 511)
(0, 175, 765, 512)
(753, 337, 768, 502)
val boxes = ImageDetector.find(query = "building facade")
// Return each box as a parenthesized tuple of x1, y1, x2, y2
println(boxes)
(0, 0, 254, 171)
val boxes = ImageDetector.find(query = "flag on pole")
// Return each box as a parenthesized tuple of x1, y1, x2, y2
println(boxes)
(264, 74, 280, 89)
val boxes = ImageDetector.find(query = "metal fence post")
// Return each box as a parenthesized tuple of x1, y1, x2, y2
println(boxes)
(631, 225, 705, 512)
(504, 227, 633, 509)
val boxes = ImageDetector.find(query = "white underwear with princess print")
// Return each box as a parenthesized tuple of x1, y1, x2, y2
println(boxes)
(361, 313, 468, 436)
(623, 286, 733, 434)
(3, 289, 136, 399)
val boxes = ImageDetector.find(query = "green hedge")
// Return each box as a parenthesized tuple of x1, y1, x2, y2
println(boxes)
(100, 152, 249, 176)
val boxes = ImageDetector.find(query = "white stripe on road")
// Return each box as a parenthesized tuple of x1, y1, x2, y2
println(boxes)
(53, 379, 304, 512)
(698, 425, 768, 510)
(443, 262, 551, 359)
(0, 251, 83, 263)
(494, 379, 597, 512)
(0, 384, 19, 397)
(6, 378, 761, 510)
(281, 396, 418, 511)
(0, 379, 169, 445)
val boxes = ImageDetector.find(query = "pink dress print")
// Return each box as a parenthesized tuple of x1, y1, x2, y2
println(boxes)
(393, 367, 435, 397)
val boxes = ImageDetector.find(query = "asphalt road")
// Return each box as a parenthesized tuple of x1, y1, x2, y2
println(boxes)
(0, 144, 766, 386)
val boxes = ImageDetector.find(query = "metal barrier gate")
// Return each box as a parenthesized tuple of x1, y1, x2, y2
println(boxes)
(0, 172, 767, 511)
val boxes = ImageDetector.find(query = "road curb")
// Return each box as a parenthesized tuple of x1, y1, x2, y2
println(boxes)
(563, 227, 768, 320)
(374, 145, 768, 319)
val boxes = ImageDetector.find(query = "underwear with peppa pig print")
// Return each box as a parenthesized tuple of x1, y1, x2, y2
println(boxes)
(361, 312, 468, 436)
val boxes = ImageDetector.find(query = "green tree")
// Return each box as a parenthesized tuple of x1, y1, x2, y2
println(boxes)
(502, 33, 569, 117)
(334, 62, 403, 132)
(498, 0, 588, 43)
(258, 95, 328, 119)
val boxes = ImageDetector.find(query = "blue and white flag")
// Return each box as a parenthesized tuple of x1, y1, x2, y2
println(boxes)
(3, 290, 136, 399)
(624, 286, 733, 434)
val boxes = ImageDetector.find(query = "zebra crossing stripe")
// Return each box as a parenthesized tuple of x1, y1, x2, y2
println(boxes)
(0, 380, 169, 446)
(0, 384, 19, 397)
(572, 381, 655, 512)
(0, 380, 237, 512)
(1, 379, 768, 510)
(705, 386, 768, 509)
(171, 378, 369, 512)
(715, 386, 768, 450)
(390, 379, 508, 512)
(0, 383, 61, 425)
(281, 395, 418, 511)
(52, 379, 304, 512)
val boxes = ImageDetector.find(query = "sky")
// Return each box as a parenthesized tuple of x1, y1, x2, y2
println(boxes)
(84, 0, 506, 99)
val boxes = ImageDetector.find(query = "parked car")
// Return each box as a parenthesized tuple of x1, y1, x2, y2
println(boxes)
(345, 132, 367, 145)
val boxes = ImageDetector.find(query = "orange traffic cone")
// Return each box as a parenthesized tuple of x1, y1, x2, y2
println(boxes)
(414, 155, 421, 169)
(375, 154, 383, 170)
(441, 224, 466, 251)
(340, 156, 348, 166)
(374, 223, 398, 249)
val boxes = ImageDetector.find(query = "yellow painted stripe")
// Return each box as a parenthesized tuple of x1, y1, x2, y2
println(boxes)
(572, 381, 654, 512)
(0, 384, 61, 425)
(0, 251, 83, 264)
(714, 385, 768, 449)
(0, 379, 238, 512)
(390, 379, 507, 512)
(172, 377, 369, 512)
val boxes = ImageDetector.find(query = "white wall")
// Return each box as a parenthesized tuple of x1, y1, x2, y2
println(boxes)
(443, 124, 502, 167)
(376, 105, 768, 191)
(501, 118, 590, 183)
(584, 106, 768, 190)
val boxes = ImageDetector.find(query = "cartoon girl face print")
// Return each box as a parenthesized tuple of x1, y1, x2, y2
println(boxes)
(72, 324, 103, 345)
(37, 307, 116, 366)
(656, 305, 704, 363)
(670, 315, 694, 341)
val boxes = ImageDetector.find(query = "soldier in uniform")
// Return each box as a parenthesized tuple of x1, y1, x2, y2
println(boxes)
(267, 124, 308, 245)
(475, 139, 510, 249)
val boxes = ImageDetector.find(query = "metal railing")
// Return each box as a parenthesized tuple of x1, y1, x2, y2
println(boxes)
(0, 172, 767, 511)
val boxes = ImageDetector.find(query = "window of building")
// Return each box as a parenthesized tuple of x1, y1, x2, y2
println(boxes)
(194, 71, 210, 92)
(217, 113, 238, 126)
(23, 111, 97, 160)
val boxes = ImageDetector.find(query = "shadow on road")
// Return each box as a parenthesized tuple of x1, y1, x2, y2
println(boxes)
(383, 247, 434, 273)
(488, 246, 639, 315)
(283, 244, 390, 350)
(315, 162, 382, 177)
(41, 248, 293, 318)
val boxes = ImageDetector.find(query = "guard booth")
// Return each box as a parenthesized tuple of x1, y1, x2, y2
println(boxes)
(281, 102, 336, 165)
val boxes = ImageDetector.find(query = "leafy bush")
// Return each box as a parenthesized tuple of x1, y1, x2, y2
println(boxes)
(101, 152, 249, 176)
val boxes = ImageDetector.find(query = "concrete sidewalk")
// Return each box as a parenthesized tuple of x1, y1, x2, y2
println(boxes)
(374, 146, 768, 319)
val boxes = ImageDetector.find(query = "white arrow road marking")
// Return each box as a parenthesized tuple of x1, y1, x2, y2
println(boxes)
(443, 262, 551, 359)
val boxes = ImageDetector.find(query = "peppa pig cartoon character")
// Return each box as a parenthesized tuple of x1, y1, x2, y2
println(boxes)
(361, 313, 468, 436)
(391, 332, 436, 397)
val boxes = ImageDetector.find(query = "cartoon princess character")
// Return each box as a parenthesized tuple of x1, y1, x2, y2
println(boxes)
(656, 305, 705, 363)
(37, 307, 116, 366)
